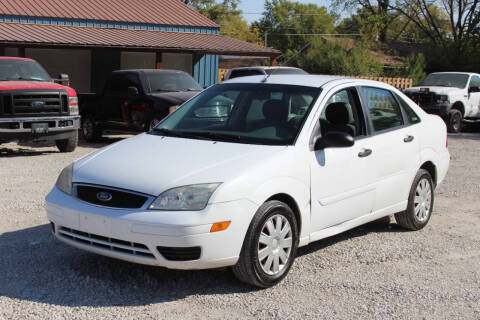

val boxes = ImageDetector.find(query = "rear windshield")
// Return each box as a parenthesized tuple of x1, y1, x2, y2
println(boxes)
(0, 59, 51, 82)
(228, 69, 264, 79)
(147, 72, 202, 93)
(419, 73, 469, 89)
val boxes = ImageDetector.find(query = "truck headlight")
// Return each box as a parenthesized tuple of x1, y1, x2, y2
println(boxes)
(149, 183, 220, 211)
(55, 163, 73, 195)
(68, 97, 79, 115)
(436, 95, 449, 103)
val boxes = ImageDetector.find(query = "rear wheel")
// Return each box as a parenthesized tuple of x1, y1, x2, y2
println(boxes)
(395, 169, 434, 231)
(82, 117, 102, 141)
(56, 130, 78, 153)
(447, 109, 463, 133)
(232, 200, 298, 288)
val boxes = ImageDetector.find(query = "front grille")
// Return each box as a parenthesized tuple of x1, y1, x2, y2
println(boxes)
(76, 185, 149, 209)
(157, 246, 201, 261)
(407, 92, 435, 108)
(59, 227, 155, 258)
(0, 90, 68, 117)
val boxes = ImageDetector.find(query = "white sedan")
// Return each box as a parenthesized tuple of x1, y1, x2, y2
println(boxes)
(46, 75, 450, 287)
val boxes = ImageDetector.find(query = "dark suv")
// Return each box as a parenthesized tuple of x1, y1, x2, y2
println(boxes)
(79, 69, 202, 141)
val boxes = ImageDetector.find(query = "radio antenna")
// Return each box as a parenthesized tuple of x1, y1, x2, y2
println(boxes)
(262, 41, 312, 83)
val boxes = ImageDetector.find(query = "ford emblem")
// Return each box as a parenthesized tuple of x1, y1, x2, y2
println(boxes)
(31, 101, 45, 107)
(96, 191, 112, 202)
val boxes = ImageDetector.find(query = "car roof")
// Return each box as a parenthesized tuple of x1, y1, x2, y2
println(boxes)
(0, 56, 35, 61)
(223, 74, 348, 87)
(230, 66, 302, 71)
(112, 69, 188, 75)
(429, 72, 479, 76)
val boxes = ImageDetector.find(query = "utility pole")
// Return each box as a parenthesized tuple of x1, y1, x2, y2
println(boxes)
(264, 31, 268, 47)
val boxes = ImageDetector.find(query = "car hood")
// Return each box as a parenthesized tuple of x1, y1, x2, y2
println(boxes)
(148, 91, 199, 105)
(405, 86, 464, 96)
(74, 133, 286, 196)
(0, 80, 76, 96)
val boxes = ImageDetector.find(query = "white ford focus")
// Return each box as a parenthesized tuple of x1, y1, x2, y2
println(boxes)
(46, 75, 450, 287)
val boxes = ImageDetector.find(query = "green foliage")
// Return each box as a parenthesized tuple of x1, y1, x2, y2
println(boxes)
(253, 0, 337, 53)
(290, 38, 382, 76)
(387, 53, 426, 84)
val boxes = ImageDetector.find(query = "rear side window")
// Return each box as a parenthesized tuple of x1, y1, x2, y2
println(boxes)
(396, 94, 421, 124)
(363, 87, 404, 132)
(105, 73, 141, 94)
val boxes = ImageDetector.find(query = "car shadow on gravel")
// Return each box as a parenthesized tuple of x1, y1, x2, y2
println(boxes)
(0, 224, 259, 308)
(0, 147, 57, 157)
(297, 219, 408, 258)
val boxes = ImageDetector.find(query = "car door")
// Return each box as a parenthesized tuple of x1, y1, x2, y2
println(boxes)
(310, 86, 377, 232)
(360, 86, 421, 213)
(467, 75, 480, 117)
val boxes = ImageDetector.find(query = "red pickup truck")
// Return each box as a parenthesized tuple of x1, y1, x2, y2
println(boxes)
(0, 57, 80, 152)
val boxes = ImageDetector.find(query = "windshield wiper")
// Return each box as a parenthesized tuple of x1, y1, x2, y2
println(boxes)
(183, 131, 249, 143)
(151, 128, 213, 140)
(6, 77, 46, 81)
(152, 89, 181, 93)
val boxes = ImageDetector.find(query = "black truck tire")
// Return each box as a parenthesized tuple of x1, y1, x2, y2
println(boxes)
(447, 109, 463, 133)
(56, 130, 78, 153)
(82, 117, 102, 141)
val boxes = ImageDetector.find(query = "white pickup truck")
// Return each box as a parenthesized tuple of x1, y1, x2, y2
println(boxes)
(404, 72, 480, 133)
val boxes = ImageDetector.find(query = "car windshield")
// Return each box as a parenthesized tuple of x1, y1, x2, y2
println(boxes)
(419, 73, 469, 88)
(148, 72, 202, 92)
(0, 59, 51, 81)
(264, 68, 308, 75)
(150, 83, 320, 145)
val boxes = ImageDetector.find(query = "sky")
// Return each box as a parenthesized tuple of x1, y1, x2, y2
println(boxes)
(238, 0, 330, 24)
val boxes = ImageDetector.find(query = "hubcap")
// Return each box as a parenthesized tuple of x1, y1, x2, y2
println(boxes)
(83, 120, 92, 137)
(414, 178, 432, 222)
(453, 114, 461, 130)
(257, 214, 292, 276)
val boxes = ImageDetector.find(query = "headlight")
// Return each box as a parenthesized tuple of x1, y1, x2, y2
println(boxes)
(68, 96, 79, 115)
(436, 95, 449, 103)
(149, 183, 220, 211)
(55, 163, 73, 195)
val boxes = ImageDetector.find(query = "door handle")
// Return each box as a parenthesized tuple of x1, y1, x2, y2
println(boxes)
(404, 135, 415, 143)
(358, 148, 372, 158)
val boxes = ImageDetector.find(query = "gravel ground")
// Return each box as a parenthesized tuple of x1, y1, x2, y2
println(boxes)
(1, 133, 479, 319)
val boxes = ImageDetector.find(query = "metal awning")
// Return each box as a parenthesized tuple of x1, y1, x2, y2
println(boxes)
(0, 22, 280, 57)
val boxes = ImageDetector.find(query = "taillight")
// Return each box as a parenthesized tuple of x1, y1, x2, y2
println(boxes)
(68, 97, 79, 115)
(169, 105, 180, 114)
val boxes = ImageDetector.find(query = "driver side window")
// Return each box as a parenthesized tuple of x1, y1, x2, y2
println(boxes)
(320, 88, 366, 137)
(469, 76, 480, 91)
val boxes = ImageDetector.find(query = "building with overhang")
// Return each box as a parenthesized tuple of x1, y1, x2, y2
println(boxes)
(0, 0, 280, 93)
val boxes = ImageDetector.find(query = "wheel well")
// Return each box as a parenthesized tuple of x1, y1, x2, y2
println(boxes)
(451, 102, 465, 116)
(420, 161, 437, 187)
(267, 193, 302, 233)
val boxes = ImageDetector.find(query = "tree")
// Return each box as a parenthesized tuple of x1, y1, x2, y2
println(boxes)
(333, 0, 399, 42)
(182, 0, 262, 44)
(252, 0, 337, 53)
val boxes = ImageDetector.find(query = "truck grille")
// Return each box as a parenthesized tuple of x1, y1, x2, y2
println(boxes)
(75, 185, 150, 209)
(0, 90, 68, 117)
(58, 227, 155, 258)
(406, 92, 435, 107)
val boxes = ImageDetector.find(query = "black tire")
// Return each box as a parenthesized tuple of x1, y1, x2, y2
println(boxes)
(147, 114, 163, 131)
(447, 109, 463, 133)
(232, 200, 299, 288)
(395, 169, 434, 231)
(56, 130, 78, 153)
(82, 117, 102, 142)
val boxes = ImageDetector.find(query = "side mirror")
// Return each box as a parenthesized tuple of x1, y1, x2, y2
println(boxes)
(469, 86, 480, 93)
(128, 86, 139, 96)
(314, 131, 354, 151)
(54, 74, 70, 86)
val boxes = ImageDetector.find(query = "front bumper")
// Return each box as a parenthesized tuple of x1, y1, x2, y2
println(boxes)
(45, 187, 258, 269)
(0, 115, 80, 142)
(418, 103, 452, 116)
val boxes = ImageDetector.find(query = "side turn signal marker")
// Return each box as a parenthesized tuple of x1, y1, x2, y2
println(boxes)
(210, 221, 231, 233)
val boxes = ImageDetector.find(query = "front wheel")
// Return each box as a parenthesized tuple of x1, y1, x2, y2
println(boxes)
(447, 109, 463, 133)
(395, 169, 434, 230)
(56, 130, 78, 153)
(232, 200, 299, 288)
(82, 117, 102, 141)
